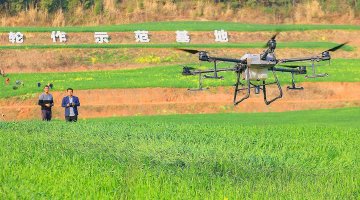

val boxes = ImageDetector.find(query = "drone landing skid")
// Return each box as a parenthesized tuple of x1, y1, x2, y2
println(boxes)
(233, 69, 283, 105)
(187, 71, 225, 91)
(287, 86, 304, 90)
(287, 72, 304, 90)
(305, 60, 329, 79)
(305, 73, 328, 78)
(204, 75, 224, 79)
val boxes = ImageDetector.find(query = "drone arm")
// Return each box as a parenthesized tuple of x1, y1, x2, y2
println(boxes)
(278, 57, 315, 63)
(209, 56, 245, 64)
(198, 52, 245, 63)
(185, 67, 237, 75)
(278, 42, 347, 63)
(272, 67, 306, 74)
(278, 55, 330, 63)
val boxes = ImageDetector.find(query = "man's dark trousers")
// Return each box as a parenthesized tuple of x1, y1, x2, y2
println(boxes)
(41, 110, 52, 121)
(65, 115, 78, 122)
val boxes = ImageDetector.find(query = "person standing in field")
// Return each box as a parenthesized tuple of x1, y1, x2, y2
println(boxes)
(38, 85, 54, 121)
(61, 88, 80, 122)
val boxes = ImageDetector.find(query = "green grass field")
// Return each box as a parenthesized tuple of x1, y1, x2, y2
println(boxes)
(0, 107, 359, 199)
(0, 42, 354, 50)
(1, 21, 360, 32)
(2, 59, 360, 99)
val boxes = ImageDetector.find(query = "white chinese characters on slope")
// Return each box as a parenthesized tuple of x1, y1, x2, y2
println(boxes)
(6, 30, 229, 44)
(214, 30, 229, 42)
(94, 32, 109, 43)
(134, 31, 150, 43)
(9, 32, 24, 44)
(176, 31, 190, 43)
(51, 31, 67, 43)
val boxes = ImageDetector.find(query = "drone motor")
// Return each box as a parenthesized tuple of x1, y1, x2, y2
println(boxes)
(199, 51, 209, 61)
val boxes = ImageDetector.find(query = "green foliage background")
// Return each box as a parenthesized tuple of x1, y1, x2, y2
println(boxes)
(1, 0, 359, 17)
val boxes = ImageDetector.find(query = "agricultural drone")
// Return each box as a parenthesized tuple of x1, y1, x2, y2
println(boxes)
(178, 34, 348, 105)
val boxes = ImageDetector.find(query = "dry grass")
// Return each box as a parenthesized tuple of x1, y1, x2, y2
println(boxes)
(52, 10, 65, 27)
(103, 0, 116, 13)
(293, 1, 324, 24)
(0, 0, 359, 26)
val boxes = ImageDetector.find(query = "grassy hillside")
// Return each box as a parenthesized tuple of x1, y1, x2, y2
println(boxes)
(1, 59, 359, 99)
(1, 21, 360, 33)
(0, 107, 359, 199)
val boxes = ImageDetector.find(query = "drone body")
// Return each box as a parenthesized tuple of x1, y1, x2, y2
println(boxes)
(239, 53, 276, 81)
(179, 35, 347, 105)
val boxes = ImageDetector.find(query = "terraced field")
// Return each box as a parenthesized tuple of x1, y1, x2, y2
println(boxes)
(0, 21, 359, 199)
(1, 21, 359, 117)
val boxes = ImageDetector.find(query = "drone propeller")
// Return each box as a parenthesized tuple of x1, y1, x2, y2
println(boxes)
(271, 32, 279, 40)
(263, 32, 280, 48)
(322, 42, 349, 53)
(175, 48, 202, 54)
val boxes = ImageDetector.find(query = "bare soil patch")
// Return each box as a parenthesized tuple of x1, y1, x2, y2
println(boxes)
(1, 82, 359, 121)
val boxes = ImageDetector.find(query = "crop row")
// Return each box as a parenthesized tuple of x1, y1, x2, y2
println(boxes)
(1, 21, 360, 33)
(1, 59, 359, 99)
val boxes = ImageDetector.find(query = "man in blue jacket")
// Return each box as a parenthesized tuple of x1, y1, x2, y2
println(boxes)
(61, 88, 80, 122)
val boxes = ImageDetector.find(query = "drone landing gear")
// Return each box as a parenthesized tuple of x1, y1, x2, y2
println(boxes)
(305, 60, 328, 78)
(188, 73, 208, 91)
(204, 61, 224, 79)
(233, 69, 283, 105)
(233, 70, 251, 105)
(187, 61, 225, 91)
(287, 72, 304, 90)
(263, 70, 283, 105)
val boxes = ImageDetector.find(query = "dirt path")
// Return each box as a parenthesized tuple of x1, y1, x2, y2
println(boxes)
(1, 82, 359, 121)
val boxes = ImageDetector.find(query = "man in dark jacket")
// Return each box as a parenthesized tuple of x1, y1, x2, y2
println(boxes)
(61, 88, 80, 122)
(38, 85, 54, 121)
